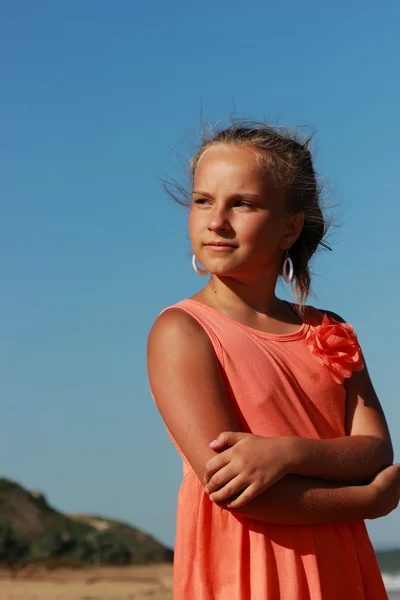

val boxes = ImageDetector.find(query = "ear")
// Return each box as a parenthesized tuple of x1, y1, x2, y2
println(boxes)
(281, 212, 304, 250)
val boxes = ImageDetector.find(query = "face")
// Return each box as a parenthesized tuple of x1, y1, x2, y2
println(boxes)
(189, 144, 303, 282)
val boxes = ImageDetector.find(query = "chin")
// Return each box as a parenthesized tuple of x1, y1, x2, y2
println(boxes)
(200, 255, 242, 277)
(208, 265, 236, 277)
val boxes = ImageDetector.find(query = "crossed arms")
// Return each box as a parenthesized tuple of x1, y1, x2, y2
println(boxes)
(147, 309, 398, 525)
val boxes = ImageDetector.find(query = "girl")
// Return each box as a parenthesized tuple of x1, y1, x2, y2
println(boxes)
(147, 122, 399, 599)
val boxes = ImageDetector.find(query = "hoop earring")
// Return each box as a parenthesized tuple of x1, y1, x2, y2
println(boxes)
(192, 254, 209, 276)
(282, 251, 294, 283)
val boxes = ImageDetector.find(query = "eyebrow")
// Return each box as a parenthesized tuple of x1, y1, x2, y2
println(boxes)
(192, 191, 264, 201)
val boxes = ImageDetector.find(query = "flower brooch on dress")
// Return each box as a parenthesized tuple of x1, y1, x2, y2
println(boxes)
(305, 314, 364, 384)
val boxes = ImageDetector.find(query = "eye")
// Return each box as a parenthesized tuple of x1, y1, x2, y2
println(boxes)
(235, 200, 253, 208)
(193, 198, 210, 205)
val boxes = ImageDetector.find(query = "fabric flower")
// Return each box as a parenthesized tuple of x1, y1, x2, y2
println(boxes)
(305, 314, 364, 384)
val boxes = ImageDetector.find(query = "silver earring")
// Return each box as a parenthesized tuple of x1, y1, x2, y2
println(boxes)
(282, 251, 294, 283)
(192, 254, 208, 276)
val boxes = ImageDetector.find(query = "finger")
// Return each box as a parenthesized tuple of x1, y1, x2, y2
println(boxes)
(209, 431, 244, 450)
(209, 476, 245, 503)
(205, 465, 236, 495)
(226, 483, 259, 509)
(203, 451, 231, 484)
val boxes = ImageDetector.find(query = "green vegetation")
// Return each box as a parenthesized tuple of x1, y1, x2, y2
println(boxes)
(0, 523, 29, 562)
(0, 477, 173, 568)
(2, 477, 396, 573)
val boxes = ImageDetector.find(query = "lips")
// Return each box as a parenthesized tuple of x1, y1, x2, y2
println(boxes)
(204, 242, 237, 248)
(203, 242, 237, 253)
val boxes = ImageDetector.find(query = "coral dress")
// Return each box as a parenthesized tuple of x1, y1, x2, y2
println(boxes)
(157, 299, 388, 599)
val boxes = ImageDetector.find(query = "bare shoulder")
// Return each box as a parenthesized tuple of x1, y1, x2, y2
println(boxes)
(147, 307, 218, 379)
(148, 307, 211, 352)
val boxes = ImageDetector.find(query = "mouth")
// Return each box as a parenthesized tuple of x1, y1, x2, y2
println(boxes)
(204, 242, 237, 251)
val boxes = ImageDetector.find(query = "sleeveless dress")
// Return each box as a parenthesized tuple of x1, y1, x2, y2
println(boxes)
(156, 299, 388, 600)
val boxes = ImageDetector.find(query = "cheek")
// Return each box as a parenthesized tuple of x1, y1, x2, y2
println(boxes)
(242, 216, 289, 257)
(240, 214, 282, 245)
(188, 209, 195, 232)
(188, 210, 202, 243)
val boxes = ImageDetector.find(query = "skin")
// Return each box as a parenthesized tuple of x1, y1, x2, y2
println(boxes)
(147, 143, 400, 524)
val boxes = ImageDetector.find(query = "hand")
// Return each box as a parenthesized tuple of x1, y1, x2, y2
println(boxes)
(203, 432, 295, 508)
(366, 463, 400, 519)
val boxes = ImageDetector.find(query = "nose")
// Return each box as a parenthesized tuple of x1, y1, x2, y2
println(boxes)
(207, 206, 232, 233)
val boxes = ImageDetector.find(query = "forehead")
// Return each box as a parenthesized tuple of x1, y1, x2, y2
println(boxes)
(195, 144, 262, 172)
(193, 144, 275, 190)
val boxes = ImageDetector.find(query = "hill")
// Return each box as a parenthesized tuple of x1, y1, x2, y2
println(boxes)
(68, 514, 174, 564)
(0, 477, 173, 565)
(1, 477, 398, 573)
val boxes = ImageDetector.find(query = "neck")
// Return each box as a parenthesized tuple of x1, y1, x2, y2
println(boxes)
(202, 273, 283, 316)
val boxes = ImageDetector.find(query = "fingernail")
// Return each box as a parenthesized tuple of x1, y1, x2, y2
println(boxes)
(209, 494, 215, 501)
(209, 440, 218, 448)
(204, 486, 209, 494)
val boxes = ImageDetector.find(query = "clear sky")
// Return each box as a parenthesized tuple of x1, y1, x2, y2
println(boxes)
(1, 1, 399, 550)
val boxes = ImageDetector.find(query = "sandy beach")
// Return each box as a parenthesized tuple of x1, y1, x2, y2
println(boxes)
(0, 564, 173, 600)
(1, 565, 398, 599)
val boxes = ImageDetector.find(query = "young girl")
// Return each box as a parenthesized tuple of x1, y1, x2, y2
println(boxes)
(147, 123, 399, 599)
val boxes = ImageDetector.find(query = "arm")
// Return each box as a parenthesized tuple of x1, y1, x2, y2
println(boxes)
(288, 361, 393, 483)
(223, 470, 398, 525)
(147, 309, 392, 525)
(291, 310, 392, 483)
(147, 309, 239, 483)
(204, 312, 393, 506)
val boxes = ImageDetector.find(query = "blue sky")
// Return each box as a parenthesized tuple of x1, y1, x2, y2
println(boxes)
(1, 1, 399, 549)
